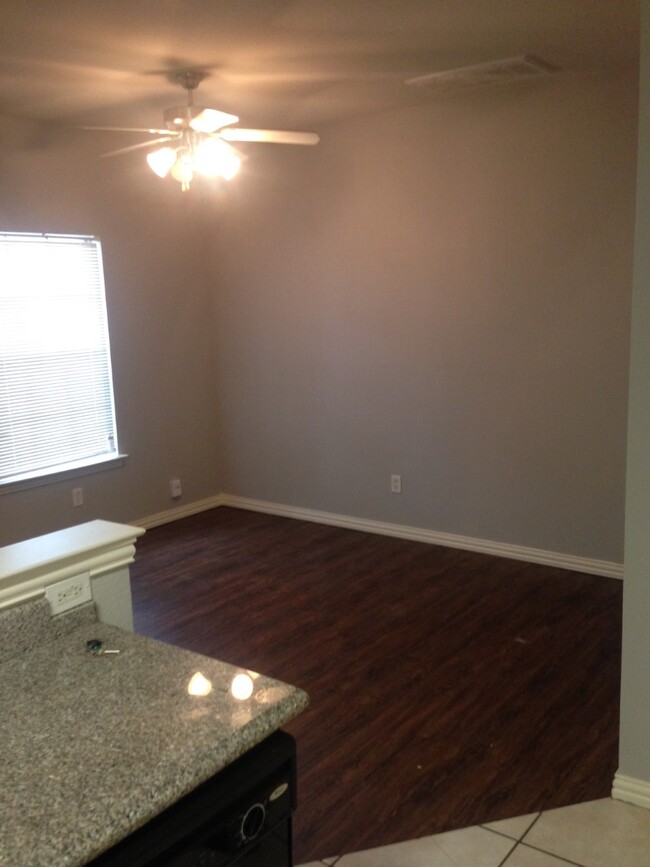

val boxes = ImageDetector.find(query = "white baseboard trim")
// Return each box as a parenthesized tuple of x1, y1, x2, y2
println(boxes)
(132, 492, 623, 579)
(133, 494, 226, 530)
(612, 772, 650, 809)
(219, 494, 623, 579)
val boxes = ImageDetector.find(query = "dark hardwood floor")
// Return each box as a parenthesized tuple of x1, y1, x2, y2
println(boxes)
(129, 507, 622, 863)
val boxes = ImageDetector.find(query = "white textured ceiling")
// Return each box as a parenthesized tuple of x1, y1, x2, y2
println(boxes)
(0, 0, 639, 133)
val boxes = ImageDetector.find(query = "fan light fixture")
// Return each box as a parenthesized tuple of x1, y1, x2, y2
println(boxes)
(146, 134, 242, 190)
(144, 73, 242, 190)
(84, 69, 320, 191)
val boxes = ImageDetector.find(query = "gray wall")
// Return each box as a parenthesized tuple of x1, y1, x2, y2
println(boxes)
(0, 65, 638, 568)
(213, 69, 637, 562)
(0, 119, 223, 545)
(619, 1, 650, 784)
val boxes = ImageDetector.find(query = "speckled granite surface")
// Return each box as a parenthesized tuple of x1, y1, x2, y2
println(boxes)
(0, 596, 97, 662)
(0, 608, 309, 867)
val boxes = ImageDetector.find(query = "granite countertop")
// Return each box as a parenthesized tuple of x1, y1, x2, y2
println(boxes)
(0, 598, 309, 867)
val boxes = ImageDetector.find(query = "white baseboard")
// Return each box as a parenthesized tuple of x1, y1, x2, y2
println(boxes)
(612, 772, 650, 809)
(133, 492, 622, 579)
(219, 494, 624, 580)
(133, 494, 226, 530)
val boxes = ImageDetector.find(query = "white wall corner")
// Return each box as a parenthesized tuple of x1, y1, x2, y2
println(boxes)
(91, 566, 134, 632)
(612, 772, 650, 810)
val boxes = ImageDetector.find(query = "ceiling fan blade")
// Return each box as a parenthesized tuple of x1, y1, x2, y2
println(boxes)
(80, 126, 172, 136)
(220, 128, 320, 145)
(189, 109, 239, 133)
(100, 137, 176, 158)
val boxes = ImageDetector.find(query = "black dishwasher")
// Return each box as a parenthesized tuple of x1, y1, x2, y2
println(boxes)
(88, 730, 297, 867)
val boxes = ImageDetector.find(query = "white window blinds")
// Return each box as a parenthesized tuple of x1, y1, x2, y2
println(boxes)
(0, 233, 119, 484)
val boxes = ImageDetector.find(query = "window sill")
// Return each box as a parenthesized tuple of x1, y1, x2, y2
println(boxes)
(0, 454, 128, 495)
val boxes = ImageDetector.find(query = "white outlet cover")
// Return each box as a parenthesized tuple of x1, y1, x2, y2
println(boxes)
(44, 572, 92, 615)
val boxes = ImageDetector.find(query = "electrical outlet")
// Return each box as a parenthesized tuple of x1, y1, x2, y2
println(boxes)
(170, 478, 182, 498)
(72, 487, 84, 507)
(45, 573, 92, 615)
(391, 474, 402, 494)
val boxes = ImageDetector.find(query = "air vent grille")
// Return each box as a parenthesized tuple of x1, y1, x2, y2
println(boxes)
(405, 55, 554, 92)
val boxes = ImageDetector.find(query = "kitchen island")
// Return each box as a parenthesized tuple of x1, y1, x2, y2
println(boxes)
(0, 597, 309, 866)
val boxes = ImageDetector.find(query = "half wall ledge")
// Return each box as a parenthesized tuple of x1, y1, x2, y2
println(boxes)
(0, 519, 145, 631)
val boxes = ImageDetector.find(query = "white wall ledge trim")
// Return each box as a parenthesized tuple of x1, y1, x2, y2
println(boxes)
(135, 493, 623, 580)
(612, 773, 650, 810)
(0, 520, 145, 618)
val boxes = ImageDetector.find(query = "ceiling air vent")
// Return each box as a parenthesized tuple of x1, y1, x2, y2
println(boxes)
(405, 55, 554, 93)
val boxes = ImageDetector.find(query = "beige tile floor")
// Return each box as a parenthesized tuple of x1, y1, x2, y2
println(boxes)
(297, 798, 650, 866)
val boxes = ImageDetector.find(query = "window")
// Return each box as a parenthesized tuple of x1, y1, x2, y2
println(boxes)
(0, 233, 122, 488)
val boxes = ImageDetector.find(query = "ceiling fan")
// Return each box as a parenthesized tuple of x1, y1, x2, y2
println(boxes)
(83, 70, 320, 190)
